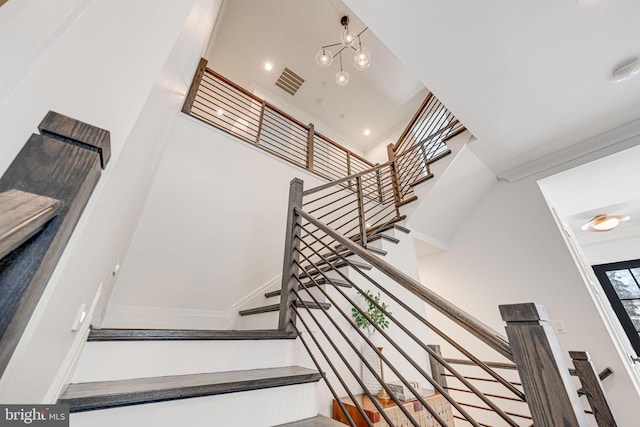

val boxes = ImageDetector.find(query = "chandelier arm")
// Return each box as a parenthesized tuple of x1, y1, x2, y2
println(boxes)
(357, 27, 368, 37)
(321, 42, 343, 49)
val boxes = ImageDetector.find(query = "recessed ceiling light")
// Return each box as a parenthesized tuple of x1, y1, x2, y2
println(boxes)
(264, 62, 273, 71)
(581, 214, 630, 232)
(217, 108, 224, 116)
(612, 58, 640, 82)
(364, 129, 371, 136)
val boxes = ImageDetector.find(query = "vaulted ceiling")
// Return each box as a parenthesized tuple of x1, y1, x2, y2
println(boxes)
(344, 0, 640, 176)
(205, 0, 427, 153)
(207, 0, 640, 174)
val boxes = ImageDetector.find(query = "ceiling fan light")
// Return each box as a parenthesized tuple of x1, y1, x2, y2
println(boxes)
(612, 58, 640, 83)
(581, 214, 630, 232)
(335, 70, 350, 86)
(315, 49, 333, 67)
(354, 47, 371, 71)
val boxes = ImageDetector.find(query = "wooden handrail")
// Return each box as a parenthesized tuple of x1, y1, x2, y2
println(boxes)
(184, 60, 373, 184)
(394, 119, 461, 160)
(302, 160, 394, 196)
(314, 130, 374, 168)
(0, 190, 62, 260)
(392, 92, 435, 152)
(296, 207, 514, 361)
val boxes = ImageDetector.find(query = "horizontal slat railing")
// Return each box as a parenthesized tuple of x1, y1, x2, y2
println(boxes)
(279, 196, 522, 426)
(388, 91, 467, 203)
(297, 208, 512, 361)
(279, 176, 618, 426)
(183, 58, 374, 184)
(437, 356, 531, 425)
(301, 162, 401, 254)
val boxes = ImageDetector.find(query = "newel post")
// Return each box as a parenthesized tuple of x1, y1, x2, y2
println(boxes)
(386, 144, 402, 210)
(569, 351, 618, 427)
(355, 176, 367, 247)
(306, 123, 314, 171)
(181, 57, 208, 114)
(278, 178, 304, 332)
(499, 303, 589, 427)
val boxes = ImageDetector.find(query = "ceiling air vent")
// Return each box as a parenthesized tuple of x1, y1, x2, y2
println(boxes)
(275, 67, 305, 96)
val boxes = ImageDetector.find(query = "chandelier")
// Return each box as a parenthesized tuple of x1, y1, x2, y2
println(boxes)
(315, 16, 371, 86)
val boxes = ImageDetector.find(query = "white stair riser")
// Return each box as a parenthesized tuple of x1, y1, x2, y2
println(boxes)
(238, 311, 279, 330)
(73, 340, 300, 382)
(69, 382, 318, 427)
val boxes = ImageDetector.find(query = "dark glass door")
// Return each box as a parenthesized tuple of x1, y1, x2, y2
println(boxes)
(593, 259, 640, 356)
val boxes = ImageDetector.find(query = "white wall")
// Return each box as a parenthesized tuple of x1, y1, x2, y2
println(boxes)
(417, 173, 639, 426)
(0, 0, 222, 403)
(105, 116, 327, 329)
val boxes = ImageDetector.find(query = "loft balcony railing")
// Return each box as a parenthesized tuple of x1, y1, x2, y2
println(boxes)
(181, 58, 373, 184)
(181, 58, 469, 211)
(387, 93, 467, 204)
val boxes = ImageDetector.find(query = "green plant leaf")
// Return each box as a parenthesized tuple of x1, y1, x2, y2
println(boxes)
(351, 289, 391, 331)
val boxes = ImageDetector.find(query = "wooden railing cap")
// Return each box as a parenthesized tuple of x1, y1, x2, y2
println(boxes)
(568, 350, 590, 361)
(290, 177, 304, 186)
(499, 302, 549, 322)
(38, 110, 111, 169)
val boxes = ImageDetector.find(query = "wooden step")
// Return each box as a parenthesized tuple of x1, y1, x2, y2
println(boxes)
(333, 243, 387, 256)
(410, 173, 434, 187)
(88, 328, 297, 342)
(367, 233, 400, 245)
(397, 195, 418, 207)
(369, 221, 410, 236)
(58, 366, 321, 412)
(364, 215, 407, 237)
(299, 258, 372, 280)
(239, 301, 331, 317)
(427, 147, 453, 163)
(276, 415, 345, 427)
(365, 245, 387, 256)
(265, 277, 352, 299)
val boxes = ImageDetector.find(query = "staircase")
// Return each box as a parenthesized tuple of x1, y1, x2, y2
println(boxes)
(238, 221, 410, 331)
(59, 328, 340, 426)
(46, 67, 618, 426)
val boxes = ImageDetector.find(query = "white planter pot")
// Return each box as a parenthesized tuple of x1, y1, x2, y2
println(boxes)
(361, 331, 383, 394)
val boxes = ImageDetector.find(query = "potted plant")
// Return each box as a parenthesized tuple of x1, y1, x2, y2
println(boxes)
(351, 289, 391, 394)
(351, 289, 391, 334)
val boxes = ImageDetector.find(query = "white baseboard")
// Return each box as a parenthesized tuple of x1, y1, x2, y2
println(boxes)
(231, 274, 281, 311)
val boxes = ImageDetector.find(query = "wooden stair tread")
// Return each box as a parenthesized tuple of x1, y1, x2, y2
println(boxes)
(364, 245, 387, 256)
(367, 233, 400, 244)
(299, 261, 373, 279)
(426, 148, 452, 163)
(409, 173, 434, 187)
(58, 366, 321, 412)
(333, 243, 387, 257)
(88, 328, 297, 341)
(239, 301, 331, 316)
(265, 278, 352, 299)
(363, 215, 407, 237)
(397, 195, 418, 207)
(299, 259, 372, 279)
(370, 221, 410, 236)
(275, 415, 345, 427)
